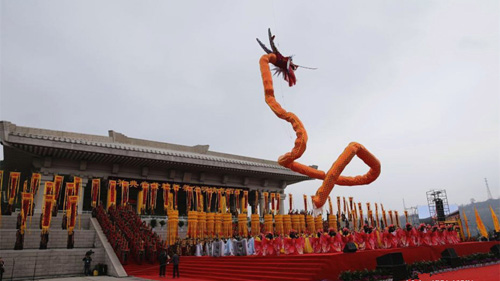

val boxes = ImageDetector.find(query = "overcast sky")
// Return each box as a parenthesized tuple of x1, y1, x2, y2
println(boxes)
(1, 1, 498, 215)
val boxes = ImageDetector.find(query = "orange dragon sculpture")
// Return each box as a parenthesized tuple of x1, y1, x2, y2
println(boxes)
(257, 29, 381, 209)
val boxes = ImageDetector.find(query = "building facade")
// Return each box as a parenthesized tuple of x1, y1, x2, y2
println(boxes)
(0, 121, 311, 215)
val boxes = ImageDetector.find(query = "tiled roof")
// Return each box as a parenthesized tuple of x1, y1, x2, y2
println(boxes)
(9, 131, 290, 171)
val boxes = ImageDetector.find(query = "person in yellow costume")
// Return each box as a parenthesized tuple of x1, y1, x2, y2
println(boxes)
(304, 233, 314, 254)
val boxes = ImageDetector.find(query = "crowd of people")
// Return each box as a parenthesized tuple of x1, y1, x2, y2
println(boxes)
(96, 206, 462, 260)
(96, 205, 163, 264)
(166, 223, 461, 257)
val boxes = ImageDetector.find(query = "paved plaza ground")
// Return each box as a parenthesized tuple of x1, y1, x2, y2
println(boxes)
(30, 276, 207, 281)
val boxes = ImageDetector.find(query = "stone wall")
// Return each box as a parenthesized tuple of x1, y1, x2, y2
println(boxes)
(0, 248, 105, 279)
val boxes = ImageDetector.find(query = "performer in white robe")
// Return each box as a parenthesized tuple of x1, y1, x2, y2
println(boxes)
(204, 240, 212, 256)
(224, 238, 234, 256)
(195, 240, 203, 256)
(212, 238, 224, 257)
(238, 238, 248, 256)
(247, 236, 255, 255)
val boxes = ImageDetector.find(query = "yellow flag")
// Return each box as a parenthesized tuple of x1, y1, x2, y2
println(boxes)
(137, 190, 144, 214)
(474, 207, 488, 238)
(462, 210, 471, 239)
(490, 206, 500, 232)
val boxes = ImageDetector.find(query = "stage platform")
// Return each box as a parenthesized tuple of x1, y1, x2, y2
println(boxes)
(124, 241, 499, 281)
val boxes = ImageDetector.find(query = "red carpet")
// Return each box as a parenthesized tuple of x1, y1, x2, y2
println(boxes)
(123, 241, 499, 281)
(419, 263, 500, 281)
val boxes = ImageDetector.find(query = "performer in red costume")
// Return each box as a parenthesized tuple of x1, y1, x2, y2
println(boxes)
(382, 225, 399, 249)
(284, 230, 297, 255)
(320, 231, 330, 253)
(273, 234, 283, 255)
(362, 225, 376, 250)
(398, 223, 417, 247)
(354, 226, 367, 250)
(341, 228, 354, 245)
(429, 225, 440, 246)
(295, 234, 305, 255)
(262, 232, 276, 256)
(310, 231, 322, 254)
(437, 225, 447, 245)
(328, 228, 344, 252)
(254, 235, 263, 256)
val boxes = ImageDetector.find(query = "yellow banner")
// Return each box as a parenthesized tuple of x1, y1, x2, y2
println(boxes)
(474, 207, 488, 238)
(462, 210, 471, 239)
(490, 206, 500, 232)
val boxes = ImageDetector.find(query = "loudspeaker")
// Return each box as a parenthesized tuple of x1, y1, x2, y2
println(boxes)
(441, 248, 458, 258)
(343, 242, 357, 253)
(434, 198, 445, 222)
(441, 248, 461, 268)
(490, 244, 500, 257)
(376, 252, 405, 266)
(376, 252, 408, 281)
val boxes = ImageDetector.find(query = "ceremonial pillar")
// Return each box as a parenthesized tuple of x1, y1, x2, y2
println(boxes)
(198, 211, 206, 239)
(306, 215, 316, 234)
(223, 213, 232, 238)
(283, 214, 292, 235)
(299, 214, 306, 234)
(264, 214, 273, 234)
(251, 214, 260, 236)
(328, 213, 338, 231)
(274, 214, 283, 235)
(238, 213, 248, 237)
(167, 209, 179, 245)
(215, 213, 223, 238)
(187, 211, 198, 238)
(206, 213, 215, 239)
(315, 215, 323, 233)
(291, 214, 300, 233)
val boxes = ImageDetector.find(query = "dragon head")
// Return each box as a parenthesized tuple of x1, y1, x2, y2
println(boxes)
(257, 28, 298, 87)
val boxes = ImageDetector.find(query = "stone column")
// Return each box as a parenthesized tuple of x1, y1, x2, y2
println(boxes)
(280, 193, 286, 215)
(78, 177, 89, 214)
(34, 174, 54, 213)
(259, 192, 266, 217)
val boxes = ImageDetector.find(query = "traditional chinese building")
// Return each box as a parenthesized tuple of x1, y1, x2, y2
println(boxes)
(0, 121, 311, 215)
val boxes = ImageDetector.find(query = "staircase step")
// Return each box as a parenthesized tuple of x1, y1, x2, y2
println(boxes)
(179, 270, 313, 281)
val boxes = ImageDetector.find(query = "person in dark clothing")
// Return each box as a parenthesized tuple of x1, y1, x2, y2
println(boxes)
(158, 250, 168, 277)
(82, 251, 93, 276)
(172, 252, 180, 278)
(0, 257, 5, 281)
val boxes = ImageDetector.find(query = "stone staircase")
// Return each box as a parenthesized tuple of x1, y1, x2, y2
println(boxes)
(0, 212, 127, 279)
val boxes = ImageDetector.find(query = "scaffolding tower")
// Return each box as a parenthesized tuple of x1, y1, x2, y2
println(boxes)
(405, 206, 419, 225)
(426, 189, 450, 222)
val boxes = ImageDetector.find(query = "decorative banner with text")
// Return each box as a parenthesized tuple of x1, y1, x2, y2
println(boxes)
(30, 173, 41, 196)
(91, 179, 101, 208)
(107, 180, 117, 210)
(41, 194, 55, 233)
(120, 180, 129, 206)
(8, 172, 21, 205)
(67, 195, 78, 234)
